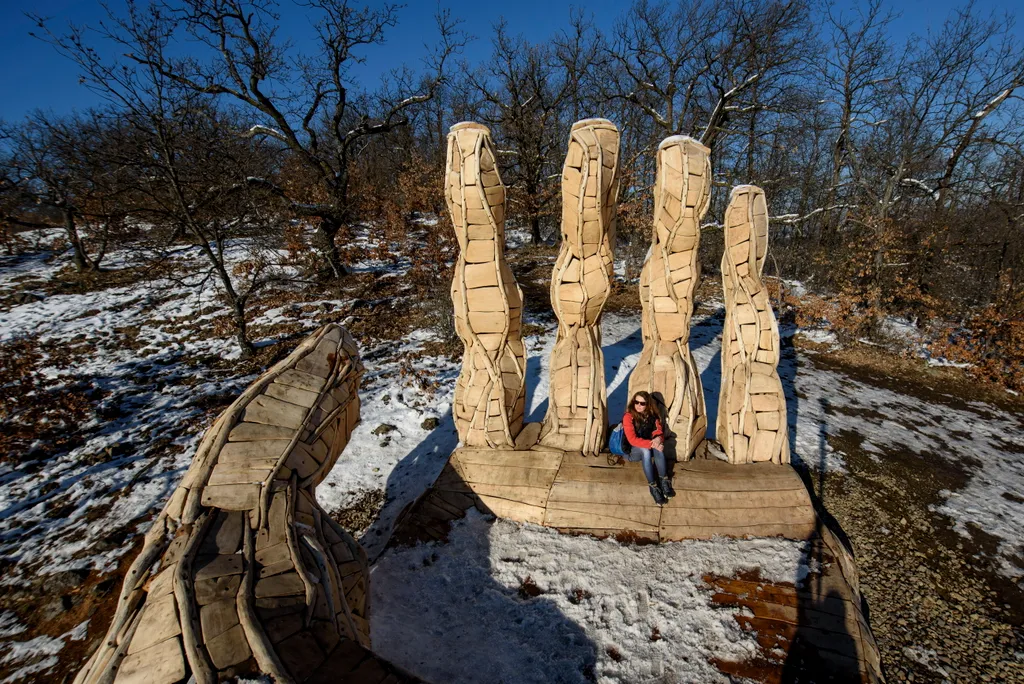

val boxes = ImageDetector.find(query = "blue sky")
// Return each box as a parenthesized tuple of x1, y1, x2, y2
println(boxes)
(0, 0, 1020, 122)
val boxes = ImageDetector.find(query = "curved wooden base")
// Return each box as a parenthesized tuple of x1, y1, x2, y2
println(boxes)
(398, 444, 815, 543)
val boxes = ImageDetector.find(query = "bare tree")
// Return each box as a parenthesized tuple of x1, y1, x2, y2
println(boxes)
(1, 112, 130, 271)
(600, 0, 811, 149)
(36, 0, 465, 279)
(466, 22, 572, 244)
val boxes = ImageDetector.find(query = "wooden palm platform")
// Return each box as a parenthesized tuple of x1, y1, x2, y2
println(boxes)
(398, 446, 816, 543)
(391, 444, 884, 683)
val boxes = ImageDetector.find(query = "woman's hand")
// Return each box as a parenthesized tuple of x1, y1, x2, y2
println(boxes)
(652, 437, 664, 450)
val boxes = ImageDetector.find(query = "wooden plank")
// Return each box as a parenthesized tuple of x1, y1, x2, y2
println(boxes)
(206, 623, 252, 669)
(451, 462, 558, 490)
(440, 481, 549, 508)
(242, 395, 308, 430)
(199, 598, 239, 641)
(201, 483, 261, 510)
(195, 574, 242, 606)
(555, 527, 660, 543)
(264, 613, 304, 644)
(145, 565, 176, 598)
(473, 496, 547, 525)
(255, 542, 291, 567)
(255, 572, 306, 598)
(218, 440, 289, 464)
(198, 511, 244, 556)
(228, 422, 296, 442)
(659, 521, 816, 541)
(553, 463, 650, 485)
(278, 631, 327, 682)
(660, 505, 815, 527)
(545, 501, 661, 532)
(671, 477, 806, 493)
(453, 448, 563, 470)
(274, 368, 328, 394)
(676, 460, 798, 478)
(266, 382, 322, 408)
(127, 594, 180, 655)
(664, 488, 811, 510)
(548, 480, 658, 507)
(115, 635, 186, 684)
(194, 553, 244, 580)
(207, 465, 273, 487)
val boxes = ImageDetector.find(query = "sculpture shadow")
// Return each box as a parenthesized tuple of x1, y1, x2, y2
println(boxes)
(524, 352, 548, 423)
(693, 309, 725, 441)
(778, 331, 800, 460)
(357, 406, 461, 560)
(603, 327, 644, 422)
(374, 499, 598, 683)
(780, 398, 866, 683)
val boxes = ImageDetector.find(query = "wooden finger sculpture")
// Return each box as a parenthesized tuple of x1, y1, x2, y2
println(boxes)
(540, 118, 620, 454)
(74, 325, 413, 684)
(446, 122, 526, 448)
(627, 136, 710, 461)
(718, 186, 790, 464)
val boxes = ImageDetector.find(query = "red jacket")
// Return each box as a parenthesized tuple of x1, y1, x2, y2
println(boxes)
(623, 412, 663, 449)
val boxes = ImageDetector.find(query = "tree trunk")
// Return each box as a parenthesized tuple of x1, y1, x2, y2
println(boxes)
(314, 219, 347, 280)
(64, 207, 98, 272)
(233, 304, 255, 359)
(531, 216, 542, 245)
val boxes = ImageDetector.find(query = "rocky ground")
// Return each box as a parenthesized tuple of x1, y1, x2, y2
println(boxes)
(804, 355, 1024, 683)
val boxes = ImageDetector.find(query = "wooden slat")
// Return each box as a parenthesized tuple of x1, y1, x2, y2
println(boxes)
(453, 448, 563, 470)
(474, 496, 548, 525)
(660, 505, 815, 527)
(548, 480, 658, 507)
(664, 488, 811, 509)
(115, 635, 187, 684)
(660, 521, 816, 541)
(545, 501, 660, 532)
(441, 481, 551, 508)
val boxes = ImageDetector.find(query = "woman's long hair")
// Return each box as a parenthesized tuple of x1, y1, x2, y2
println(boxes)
(627, 390, 658, 436)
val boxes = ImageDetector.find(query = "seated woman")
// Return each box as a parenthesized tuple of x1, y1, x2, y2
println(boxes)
(623, 391, 676, 505)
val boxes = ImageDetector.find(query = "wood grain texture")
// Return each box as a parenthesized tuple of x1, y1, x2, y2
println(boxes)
(446, 122, 526, 448)
(718, 185, 791, 464)
(540, 119, 620, 454)
(628, 136, 710, 461)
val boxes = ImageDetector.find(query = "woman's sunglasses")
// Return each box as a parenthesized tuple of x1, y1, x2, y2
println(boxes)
(634, 400, 647, 406)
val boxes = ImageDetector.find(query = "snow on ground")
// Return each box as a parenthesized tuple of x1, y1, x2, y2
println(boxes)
(0, 247, 260, 579)
(2, 232, 1023, 679)
(0, 617, 88, 683)
(372, 512, 813, 684)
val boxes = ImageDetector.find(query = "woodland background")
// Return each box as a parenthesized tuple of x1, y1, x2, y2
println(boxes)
(2, 0, 1022, 388)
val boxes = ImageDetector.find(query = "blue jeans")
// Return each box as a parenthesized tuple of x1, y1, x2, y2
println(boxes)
(630, 447, 667, 485)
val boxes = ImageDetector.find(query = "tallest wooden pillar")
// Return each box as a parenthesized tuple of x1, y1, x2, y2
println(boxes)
(540, 118, 620, 454)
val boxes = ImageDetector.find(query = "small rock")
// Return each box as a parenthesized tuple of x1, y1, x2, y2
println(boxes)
(373, 424, 398, 436)
(421, 417, 441, 430)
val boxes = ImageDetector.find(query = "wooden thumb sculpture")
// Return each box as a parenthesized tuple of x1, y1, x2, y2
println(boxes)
(540, 118, 620, 454)
(75, 325, 416, 684)
(718, 185, 791, 464)
(627, 136, 710, 461)
(446, 122, 527, 449)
